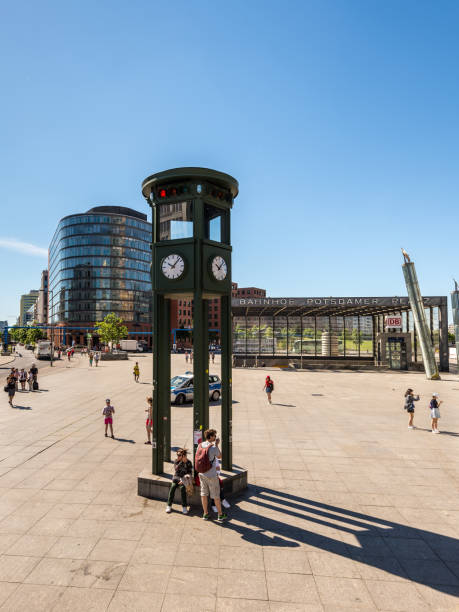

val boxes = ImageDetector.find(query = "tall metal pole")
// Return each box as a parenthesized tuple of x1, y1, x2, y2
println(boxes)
(401, 250, 440, 379)
(221, 294, 232, 469)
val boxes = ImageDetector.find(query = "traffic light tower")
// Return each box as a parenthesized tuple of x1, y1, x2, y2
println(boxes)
(141, 167, 238, 475)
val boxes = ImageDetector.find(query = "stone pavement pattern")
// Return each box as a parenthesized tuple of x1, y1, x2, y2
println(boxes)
(0, 353, 458, 610)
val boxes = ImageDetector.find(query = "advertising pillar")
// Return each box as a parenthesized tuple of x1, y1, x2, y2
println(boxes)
(401, 251, 440, 380)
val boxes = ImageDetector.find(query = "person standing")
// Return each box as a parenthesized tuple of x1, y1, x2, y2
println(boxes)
(89, 351, 94, 367)
(263, 375, 274, 404)
(103, 399, 115, 438)
(30, 364, 38, 388)
(195, 429, 227, 522)
(133, 362, 140, 382)
(404, 388, 419, 429)
(13, 369, 19, 390)
(185, 352, 189, 364)
(189, 351, 193, 364)
(145, 396, 153, 444)
(18, 369, 27, 391)
(430, 393, 442, 433)
(5, 373, 16, 406)
(94, 352, 100, 367)
(27, 369, 34, 391)
(166, 448, 193, 514)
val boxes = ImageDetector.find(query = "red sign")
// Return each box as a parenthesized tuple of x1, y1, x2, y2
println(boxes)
(385, 316, 402, 328)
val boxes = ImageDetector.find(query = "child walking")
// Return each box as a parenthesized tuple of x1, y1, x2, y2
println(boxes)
(103, 399, 115, 439)
(166, 449, 193, 514)
(430, 393, 442, 433)
(133, 362, 140, 382)
(404, 388, 419, 429)
(145, 396, 153, 444)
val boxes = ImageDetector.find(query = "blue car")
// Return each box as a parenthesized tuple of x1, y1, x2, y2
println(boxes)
(170, 372, 221, 405)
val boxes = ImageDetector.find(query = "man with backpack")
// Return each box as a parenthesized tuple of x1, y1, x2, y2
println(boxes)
(195, 429, 227, 522)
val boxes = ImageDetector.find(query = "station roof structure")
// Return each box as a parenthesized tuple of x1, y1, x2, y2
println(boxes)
(231, 296, 447, 318)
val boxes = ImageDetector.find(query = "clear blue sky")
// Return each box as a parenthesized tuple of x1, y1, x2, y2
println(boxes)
(1, 0, 458, 325)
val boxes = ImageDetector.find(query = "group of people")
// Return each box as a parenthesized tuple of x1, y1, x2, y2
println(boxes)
(404, 388, 443, 433)
(88, 351, 101, 367)
(166, 428, 230, 521)
(4, 365, 39, 406)
(185, 351, 194, 364)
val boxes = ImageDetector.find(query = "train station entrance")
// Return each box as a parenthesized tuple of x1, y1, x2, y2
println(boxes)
(231, 296, 449, 372)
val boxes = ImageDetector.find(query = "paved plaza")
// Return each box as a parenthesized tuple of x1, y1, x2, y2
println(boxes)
(0, 354, 458, 610)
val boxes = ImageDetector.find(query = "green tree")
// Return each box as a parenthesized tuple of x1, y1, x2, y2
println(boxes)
(26, 326, 45, 346)
(9, 327, 27, 344)
(95, 313, 128, 350)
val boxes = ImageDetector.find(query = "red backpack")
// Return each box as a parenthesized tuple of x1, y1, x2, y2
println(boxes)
(194, 443, 214, 473)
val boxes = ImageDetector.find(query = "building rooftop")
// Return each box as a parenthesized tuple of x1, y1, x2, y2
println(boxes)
(86, 206, 148, 222)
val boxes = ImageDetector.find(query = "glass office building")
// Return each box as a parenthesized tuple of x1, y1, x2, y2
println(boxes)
(48, 206, 152, 346)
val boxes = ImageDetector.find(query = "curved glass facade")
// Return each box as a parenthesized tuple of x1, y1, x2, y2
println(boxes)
(48, 208, 152, 325)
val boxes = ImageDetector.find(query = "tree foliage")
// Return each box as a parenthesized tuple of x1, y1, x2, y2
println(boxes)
(26, 327, 45, 345)
(95, 313, 128, 349)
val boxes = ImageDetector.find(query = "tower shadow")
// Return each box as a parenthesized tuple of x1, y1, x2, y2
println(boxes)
(226, 486, 459, 596)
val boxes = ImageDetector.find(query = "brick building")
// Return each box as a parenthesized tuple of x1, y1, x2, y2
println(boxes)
(171, 283, 266, 347)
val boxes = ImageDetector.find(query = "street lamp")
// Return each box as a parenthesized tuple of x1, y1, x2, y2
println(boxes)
(39, 287, 55, 367)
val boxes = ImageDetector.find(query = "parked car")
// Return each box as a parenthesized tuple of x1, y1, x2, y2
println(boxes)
(170, 372, 221, 405)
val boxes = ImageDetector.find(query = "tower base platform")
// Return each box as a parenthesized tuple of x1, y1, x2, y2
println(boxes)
(137, 466, 248, 506)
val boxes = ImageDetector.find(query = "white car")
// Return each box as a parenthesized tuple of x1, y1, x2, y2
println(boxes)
(171, 372, 221, 405)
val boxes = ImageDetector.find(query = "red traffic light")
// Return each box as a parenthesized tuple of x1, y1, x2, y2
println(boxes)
(159, 189, 167, 198)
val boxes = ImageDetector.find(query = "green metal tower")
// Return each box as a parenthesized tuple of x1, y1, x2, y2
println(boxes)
(142, 167, 238, 475)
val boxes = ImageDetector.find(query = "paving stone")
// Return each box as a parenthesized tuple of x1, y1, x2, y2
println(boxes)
(363, 579, 429, 610)
(107, 590, 164, 611)
(314, 576, 375, 609)
(266, 572, 319, 604)
(46, 536, 99, 559)
(0, 583, 66, 611)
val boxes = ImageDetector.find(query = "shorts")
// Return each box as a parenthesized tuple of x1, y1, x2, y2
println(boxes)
(199, 474, 221, 499)
(265, 387, 273, 393)
(8, 389, 15, 397)
(146, 419, 153, 427)
(430, 408, 441, 419)
(406, 407, 414, 413)
(104, 417, 113, 425)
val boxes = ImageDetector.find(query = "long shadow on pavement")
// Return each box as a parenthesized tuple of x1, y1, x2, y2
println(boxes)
(225, 485, 459, 596)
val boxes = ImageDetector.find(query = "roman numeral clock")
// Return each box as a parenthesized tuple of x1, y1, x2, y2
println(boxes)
(141, 167, 238, 475)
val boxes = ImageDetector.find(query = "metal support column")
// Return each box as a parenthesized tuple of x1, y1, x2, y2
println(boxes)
(193, 293, 209, 458)
(152, 293, 170, 474)
(221, 294, 232, 470)
(438, 299, 449, 372)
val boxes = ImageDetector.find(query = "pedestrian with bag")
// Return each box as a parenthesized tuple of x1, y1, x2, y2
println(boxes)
(30, 364, 38, 390)
(404, 388, 419, 429)
(5, 373, 16, 406)
(430, 392, 442, 434)
(166, 448, 193, 514)
(195, 429, 227, 522)
(263, 375, 274, 404)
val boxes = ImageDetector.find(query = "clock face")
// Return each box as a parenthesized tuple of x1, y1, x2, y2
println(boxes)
(211, 255, 227, 281)
(161, 254, 185, 280)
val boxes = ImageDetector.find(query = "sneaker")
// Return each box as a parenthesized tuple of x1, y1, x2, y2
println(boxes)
(432, 430, 436, 433)
(182, 506, 188, 514)
(165, 505, 172, 513)
(222, 499, 231, 508)
(144, 441, 151, 444)
(202, 513, 210, 520)
(105, 433, 107, 437)
(217, 513, 228, 523)
(212, 505, 218, 513)
(111, 435, 115, 439)
(408, 426, 414, 429)
(434, 429, 440, 434)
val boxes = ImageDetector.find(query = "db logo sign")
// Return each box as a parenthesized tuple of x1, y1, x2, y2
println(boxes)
(385, 316, 402, 328)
